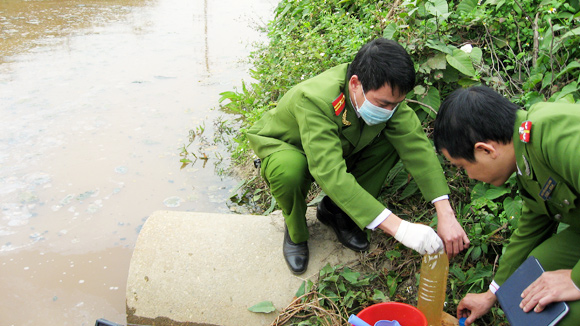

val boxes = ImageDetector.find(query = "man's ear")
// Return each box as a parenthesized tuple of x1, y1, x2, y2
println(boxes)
(474, 142, 498, 158)
(349, 75, 361, 90)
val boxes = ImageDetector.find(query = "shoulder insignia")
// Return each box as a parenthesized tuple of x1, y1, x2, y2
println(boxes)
(519, 120, 532, 143)
(332, 93, 346, 116)
(342, 109, 351, 126)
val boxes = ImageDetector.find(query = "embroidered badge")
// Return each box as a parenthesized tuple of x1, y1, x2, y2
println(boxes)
(519, 120, 532, 143)
(342, 109, 351, 126)
(539, 177, 557, 200)
(332, 93, 346, 116)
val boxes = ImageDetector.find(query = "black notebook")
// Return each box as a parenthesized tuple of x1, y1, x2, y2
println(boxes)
(496, 256, 569, 326)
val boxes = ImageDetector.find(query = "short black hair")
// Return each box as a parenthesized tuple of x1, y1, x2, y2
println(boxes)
(347, 38, 415, 95)
(434, 86, 519, 161)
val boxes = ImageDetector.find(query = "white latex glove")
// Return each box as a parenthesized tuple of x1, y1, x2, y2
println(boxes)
(394, 220, 444, 254)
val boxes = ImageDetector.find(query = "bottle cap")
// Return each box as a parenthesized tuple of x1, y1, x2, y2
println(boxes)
(459, 317, 467, 326)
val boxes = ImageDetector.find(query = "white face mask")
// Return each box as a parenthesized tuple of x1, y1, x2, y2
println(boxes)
(354, 86, 399, 126)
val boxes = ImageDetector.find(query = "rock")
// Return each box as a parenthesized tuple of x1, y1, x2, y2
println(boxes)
(126, 209, 360, 326)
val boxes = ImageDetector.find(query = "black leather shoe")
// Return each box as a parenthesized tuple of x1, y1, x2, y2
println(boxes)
(316, 196, 370, 252)
(283, 226, 309, 275)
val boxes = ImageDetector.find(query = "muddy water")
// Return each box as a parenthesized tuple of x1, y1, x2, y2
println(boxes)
(0, 0, 275, 324)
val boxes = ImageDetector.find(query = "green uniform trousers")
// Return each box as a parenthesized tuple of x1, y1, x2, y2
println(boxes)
(528, 226, 580, 325)
(260, 135, 400, 243)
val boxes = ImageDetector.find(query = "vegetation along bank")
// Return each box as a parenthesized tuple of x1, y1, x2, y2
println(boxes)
(183, 0, 580, 324)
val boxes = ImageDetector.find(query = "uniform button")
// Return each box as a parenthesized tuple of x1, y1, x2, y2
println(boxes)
(554, 214, 562, 221)
(563, 199, 570, 205)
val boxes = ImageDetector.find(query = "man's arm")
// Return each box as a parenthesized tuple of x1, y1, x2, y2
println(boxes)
(520, 269, 580, 313)
(457, 290, 497, 326)
(377, 211, 444, 255)
(434, 199, 470, 258)
(384, 104, 469, 256)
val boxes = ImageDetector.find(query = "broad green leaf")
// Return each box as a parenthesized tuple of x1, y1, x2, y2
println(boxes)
(462, 247, 474, 265)
(548, 93, 576, 104)
(400, 180, 419, 200)
(218, 91, 239, 102)
(503, 196, 522, 221)
(383, 23, 398, 40)
(390, 170, 409, 192)
(457, 77, 480, 87)
(493, 0, 507, 9)
(426, 0, 449, 17)
(324, 275, 340, 282)
(419, 87, 441, 117)
(457, 0, 478, 12)
(469, 47, 483, 65)
(484, 186, 510, 200)
(414, 85, 426, 95)
(541, 72, 556, 90)
(387, 275, 399, 297)
(442, 66, 459, 83)
(322, 290, 339, 301)
(276, 3, 293, 19)
(523, 92, 546, 109)
(450, 265, 467, 281)
(481, 243, 488, 254)
(372, 289, 387, 302)
(470, 265, 492, 281)
(386, 161, 405, 185)
(341, 269, 360, 284)
(555, 61, 580, 81)
(471, 183, 488, 200)
(426, 39, 453, 54)
(320, 263, 335, 277)
(553, 82, 580, 102)
(470, 246, 482, 260)
(446, 50, 476, 76)
(295, 281, 306, 298)
(264, 197, 277, 215)
(523, 73, 543, 91)
(385, 250, 402, 260)
(562, 26, 580, 39)
(248, 301, 276, 313)
(427, 52, 447, 70)
(494, 36, 508, 48)
(540, 29, 554, 51)
(553, 93, 577, 104)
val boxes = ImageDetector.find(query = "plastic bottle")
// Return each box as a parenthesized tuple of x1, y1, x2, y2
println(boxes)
(417, 251, 449, 326)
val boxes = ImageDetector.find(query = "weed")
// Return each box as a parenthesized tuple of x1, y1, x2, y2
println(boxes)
(183, 0, 580, 324)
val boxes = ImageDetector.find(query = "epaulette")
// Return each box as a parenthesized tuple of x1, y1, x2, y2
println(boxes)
(332, 93, 346, 116)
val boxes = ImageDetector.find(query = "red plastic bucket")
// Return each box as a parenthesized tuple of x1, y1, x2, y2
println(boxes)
(355, 302, 427, 326)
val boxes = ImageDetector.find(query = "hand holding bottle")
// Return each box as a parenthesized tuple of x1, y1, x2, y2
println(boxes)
(394, 220, 444, 254)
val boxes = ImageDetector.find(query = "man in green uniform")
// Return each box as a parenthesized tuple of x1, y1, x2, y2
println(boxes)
(433, 86, 580, 325)
(247, 38, 469, 275)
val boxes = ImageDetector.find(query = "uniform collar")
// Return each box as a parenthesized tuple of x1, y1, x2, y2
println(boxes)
(513, 109, 531, 177)
(341, 68, 360, 131)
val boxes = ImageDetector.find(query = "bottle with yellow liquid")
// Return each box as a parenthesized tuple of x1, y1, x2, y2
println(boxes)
(417, 251, 449, 326)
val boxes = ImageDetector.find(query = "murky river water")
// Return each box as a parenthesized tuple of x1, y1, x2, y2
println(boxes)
(0, 0, 275, 324)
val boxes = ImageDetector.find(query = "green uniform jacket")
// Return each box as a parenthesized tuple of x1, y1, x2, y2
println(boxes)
(495, 103, 580, 288)
(246, 63, 450, 229)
